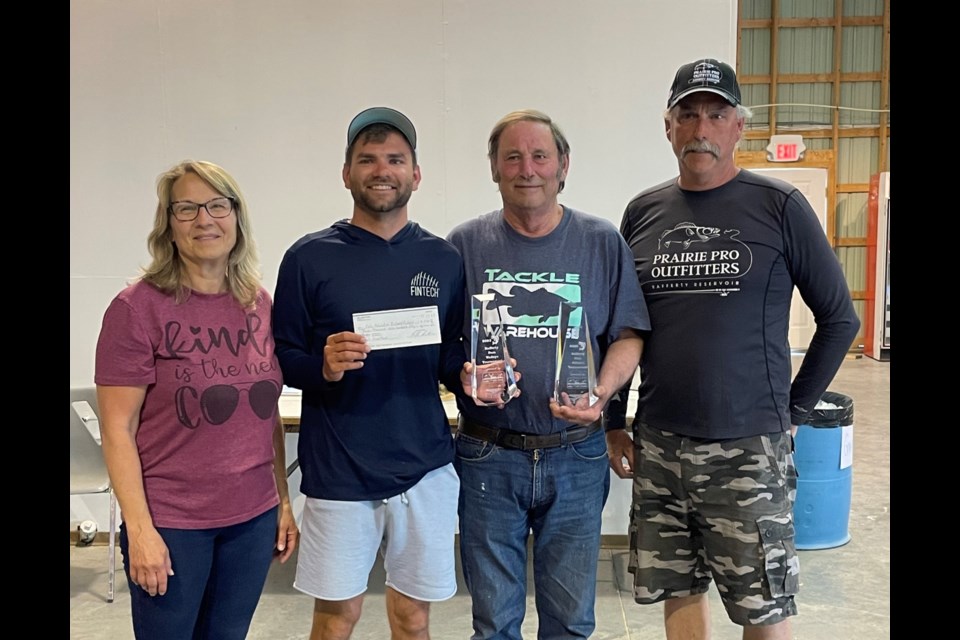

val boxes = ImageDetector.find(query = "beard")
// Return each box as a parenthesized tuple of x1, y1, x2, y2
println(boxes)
(350, 179, 415, 215)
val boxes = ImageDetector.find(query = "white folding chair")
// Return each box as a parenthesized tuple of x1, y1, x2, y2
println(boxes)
(70, 387, 116, 603)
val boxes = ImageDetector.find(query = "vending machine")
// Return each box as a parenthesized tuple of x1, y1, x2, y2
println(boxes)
(864, 172, 890, 361)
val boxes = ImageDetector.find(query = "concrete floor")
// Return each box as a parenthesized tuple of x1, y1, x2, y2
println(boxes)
(69, 355, 890, 639)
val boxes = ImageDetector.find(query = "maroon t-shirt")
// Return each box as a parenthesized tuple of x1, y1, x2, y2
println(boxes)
(95, 281, 281, 528)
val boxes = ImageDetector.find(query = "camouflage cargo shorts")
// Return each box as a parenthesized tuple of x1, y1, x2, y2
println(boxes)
(627, 423, 799, 626)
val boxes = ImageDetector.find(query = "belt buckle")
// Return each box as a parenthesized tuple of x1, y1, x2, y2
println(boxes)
(517, 433, 530, 450)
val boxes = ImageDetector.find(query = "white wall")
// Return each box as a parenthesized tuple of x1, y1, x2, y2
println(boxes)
(70, 0, 736, 533)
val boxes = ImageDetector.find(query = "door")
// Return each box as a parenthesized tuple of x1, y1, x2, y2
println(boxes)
(749, 167, 828, 352)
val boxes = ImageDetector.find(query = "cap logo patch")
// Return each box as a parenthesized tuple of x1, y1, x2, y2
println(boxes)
(690, 62, 722, 86)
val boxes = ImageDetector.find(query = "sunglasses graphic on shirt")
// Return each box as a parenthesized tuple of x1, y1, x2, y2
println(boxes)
(175, 380, 281, 429)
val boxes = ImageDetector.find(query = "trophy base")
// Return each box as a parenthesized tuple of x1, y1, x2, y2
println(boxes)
(471, 361, 519, 406)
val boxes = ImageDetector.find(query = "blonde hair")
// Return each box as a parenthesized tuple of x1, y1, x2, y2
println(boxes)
(142, 160, 262, 307)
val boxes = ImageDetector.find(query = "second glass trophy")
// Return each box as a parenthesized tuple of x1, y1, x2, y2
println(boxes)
(470, 293, 520, 406)
(553, 301, 598, 407)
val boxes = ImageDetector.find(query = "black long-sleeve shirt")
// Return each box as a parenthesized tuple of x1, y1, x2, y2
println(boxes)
(607, 171, 860, 438)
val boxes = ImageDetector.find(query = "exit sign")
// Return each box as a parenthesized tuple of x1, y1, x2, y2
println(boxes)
(766, 135, 806, 162)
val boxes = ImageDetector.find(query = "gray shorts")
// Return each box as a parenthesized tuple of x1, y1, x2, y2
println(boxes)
(627, 423, 799, 626)
(294, 463, 459, 602)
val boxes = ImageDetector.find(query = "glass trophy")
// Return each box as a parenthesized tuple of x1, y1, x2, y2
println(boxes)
(470, 293, 520, 405)
(554, 301, 598, 407)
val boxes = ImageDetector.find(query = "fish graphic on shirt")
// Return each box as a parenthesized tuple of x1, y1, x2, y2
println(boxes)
(486, 286, 566, 323)
(658, 222, 721, 249)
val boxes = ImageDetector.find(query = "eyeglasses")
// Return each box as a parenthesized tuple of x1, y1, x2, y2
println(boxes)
(175, 380, 280, 428)
(169, 197, 235, 222)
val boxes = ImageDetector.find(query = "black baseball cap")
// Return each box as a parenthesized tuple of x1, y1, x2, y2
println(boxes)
(667, 58, 741, 109)
(346, 107, 417, 151)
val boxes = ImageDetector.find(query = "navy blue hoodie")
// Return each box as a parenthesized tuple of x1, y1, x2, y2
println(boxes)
(273, 220, 465, 500)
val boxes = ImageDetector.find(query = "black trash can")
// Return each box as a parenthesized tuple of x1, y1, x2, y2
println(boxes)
(793, 391, 854, 549)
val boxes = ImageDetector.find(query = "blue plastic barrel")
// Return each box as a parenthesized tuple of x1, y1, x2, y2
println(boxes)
(793, 391, 854, 550)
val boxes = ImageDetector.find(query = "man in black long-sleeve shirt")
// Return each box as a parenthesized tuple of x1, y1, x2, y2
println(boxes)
(606, 58, 860, 640)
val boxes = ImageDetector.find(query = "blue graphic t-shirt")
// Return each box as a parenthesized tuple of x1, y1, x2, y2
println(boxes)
(447, 207, 650, 435)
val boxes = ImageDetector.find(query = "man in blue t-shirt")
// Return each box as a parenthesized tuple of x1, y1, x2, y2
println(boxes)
(447, 109, 650, 640)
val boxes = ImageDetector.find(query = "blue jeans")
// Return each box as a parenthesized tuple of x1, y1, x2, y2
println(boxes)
(455, 428, 610, 640)
(120, 506, 277, 640)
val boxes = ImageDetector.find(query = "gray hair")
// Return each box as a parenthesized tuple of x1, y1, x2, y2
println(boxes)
(487, 109, 571, 193)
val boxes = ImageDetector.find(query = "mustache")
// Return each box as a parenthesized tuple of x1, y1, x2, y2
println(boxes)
(681, 140, 720, 158)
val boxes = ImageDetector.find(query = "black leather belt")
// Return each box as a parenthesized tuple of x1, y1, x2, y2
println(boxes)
(457, 415, 602, 451)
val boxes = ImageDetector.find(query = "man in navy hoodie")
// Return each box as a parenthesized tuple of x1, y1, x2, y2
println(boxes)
(273, 107, 465, 640)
